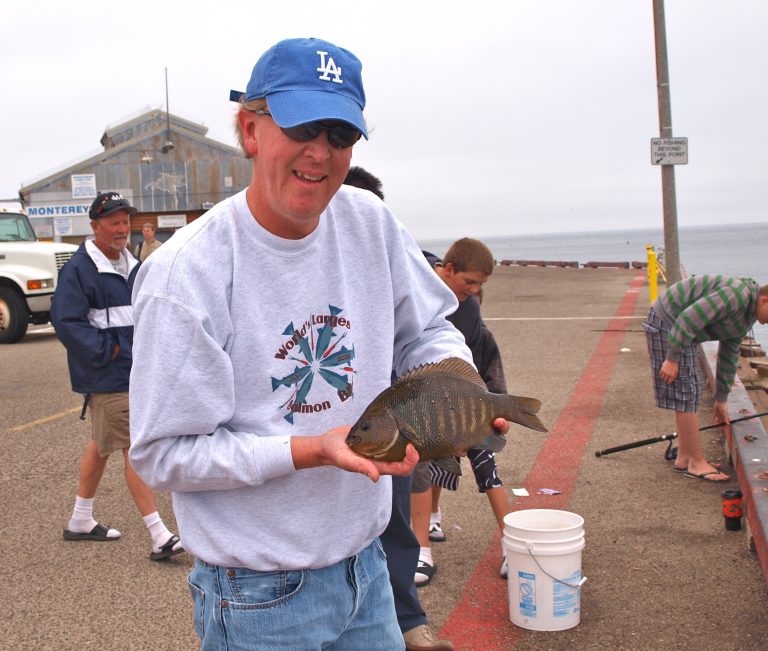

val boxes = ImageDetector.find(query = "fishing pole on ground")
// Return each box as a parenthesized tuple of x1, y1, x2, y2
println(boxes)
(594, 410, 768, 459)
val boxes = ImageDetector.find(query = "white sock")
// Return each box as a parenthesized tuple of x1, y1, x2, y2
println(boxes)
(68, 496, 120, 538)
(429, 510, 441, 525)
(418, 546, 434, 566)
(143, 512, 181, 552)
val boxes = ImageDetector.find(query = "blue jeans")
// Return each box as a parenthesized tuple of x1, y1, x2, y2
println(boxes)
(187, 539, 404, 650)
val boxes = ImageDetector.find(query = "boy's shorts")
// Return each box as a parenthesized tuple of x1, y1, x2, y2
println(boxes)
(429, 449, 503, 493)
(89, 392, 131, 457)
(643, 308, 701, 413)
(411, 461, 432, 493)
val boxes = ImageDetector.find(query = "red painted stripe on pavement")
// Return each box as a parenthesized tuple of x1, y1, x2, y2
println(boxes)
(440, 274, 645, 650)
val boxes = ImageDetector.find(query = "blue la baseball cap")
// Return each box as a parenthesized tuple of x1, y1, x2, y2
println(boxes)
(229, 37, 368, 139)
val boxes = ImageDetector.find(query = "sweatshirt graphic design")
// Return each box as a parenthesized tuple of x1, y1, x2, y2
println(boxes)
(272, 305, 355, 423)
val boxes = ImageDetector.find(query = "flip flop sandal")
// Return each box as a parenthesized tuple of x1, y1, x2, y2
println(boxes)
(683, 470, 730, 482)
(149, 534, 184, 561)
(63, 523, 120, 541)
(674, 463, 724, 474)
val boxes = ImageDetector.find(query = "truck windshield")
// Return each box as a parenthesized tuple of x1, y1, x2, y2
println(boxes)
(0, 213, 37, 242)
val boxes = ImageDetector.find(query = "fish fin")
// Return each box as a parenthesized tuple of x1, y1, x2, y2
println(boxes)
(432, 456, 462, 476)
(473, 432, 507, 452)
(515, 396, 542, 415)
(398, 428, 419, 445)
(510, 395, 548, 432)
(398, 357, 485, 389)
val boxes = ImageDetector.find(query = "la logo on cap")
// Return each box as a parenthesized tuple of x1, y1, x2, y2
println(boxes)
(317, 50, 343, 84)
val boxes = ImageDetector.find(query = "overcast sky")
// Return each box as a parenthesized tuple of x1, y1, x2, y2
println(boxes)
(3, 1, 766, 240)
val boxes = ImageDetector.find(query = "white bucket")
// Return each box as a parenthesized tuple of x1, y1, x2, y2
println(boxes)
(503, 509, 586, 631)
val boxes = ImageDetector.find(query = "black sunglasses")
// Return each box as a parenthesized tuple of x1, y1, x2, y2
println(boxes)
(253, 110, 361, 149)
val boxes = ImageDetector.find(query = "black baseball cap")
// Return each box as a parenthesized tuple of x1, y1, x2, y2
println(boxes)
(89, 192, 137, 220)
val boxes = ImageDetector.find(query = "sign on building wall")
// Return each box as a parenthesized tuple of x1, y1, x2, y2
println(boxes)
(71, 174, 97, 199)
(54, 217, 73, 236)
(27, 203, 91, 218)
(27, 202, 92, 238)
(157, 214, 187, 228)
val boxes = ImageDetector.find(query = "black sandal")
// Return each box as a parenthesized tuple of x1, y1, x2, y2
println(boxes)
(415, 559, 436, 587)
(149, 534, 184, 561)
(63, 523, 119, 541)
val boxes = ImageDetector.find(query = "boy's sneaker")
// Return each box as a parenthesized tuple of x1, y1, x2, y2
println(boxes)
(500, 556, 508, 579)
(428, 522, 446, 542)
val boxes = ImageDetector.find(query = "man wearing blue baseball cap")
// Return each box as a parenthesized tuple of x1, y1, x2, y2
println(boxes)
(129, 37, 507, 650)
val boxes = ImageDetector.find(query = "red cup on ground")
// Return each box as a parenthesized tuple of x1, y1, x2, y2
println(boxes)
(721, 489, 743, 531)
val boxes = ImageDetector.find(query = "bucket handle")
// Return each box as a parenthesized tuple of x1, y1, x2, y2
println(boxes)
(526, 545, 588, 589)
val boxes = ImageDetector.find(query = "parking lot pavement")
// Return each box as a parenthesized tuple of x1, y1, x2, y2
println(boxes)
(2, 266, 767, 650)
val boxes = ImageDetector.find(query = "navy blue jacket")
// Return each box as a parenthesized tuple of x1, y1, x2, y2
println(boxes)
(51, 240, 140, 394)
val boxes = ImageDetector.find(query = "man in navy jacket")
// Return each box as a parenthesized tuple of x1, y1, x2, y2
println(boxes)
(51, 192, 183, 561)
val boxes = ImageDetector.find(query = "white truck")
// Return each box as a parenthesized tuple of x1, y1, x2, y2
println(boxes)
(0, 205, 77, 343)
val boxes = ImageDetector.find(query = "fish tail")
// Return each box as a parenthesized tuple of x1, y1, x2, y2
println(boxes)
(503, 395, 548, 432)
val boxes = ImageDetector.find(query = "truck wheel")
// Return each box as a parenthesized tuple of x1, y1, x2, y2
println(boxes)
(0, 286, 29, 344)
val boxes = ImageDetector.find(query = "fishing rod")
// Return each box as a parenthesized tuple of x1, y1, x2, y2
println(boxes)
(594, 410, 768, 458)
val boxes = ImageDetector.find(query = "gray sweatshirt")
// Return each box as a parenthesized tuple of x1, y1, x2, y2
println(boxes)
(129, 186, 471, 570)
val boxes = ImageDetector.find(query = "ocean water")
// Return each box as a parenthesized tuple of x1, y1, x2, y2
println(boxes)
(419, 221, 768, 350)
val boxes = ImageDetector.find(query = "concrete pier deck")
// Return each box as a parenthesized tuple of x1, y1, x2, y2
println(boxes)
(2, 266, 767, 650)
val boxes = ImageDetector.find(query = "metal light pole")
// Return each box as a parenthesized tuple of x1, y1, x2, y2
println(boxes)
(162, 67, 174, 154)
(652, 0, 681, 284)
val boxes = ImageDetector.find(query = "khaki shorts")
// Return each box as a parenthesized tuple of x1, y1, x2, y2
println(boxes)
(89, 392, 130, 457)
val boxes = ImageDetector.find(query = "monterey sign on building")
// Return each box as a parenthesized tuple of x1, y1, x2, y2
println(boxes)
(27, 203, 92, 238)
(27, 203, 91, 217)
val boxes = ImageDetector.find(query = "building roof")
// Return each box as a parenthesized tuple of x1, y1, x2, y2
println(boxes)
(22, 107, 242, 193)
(21, 107, 251, 214)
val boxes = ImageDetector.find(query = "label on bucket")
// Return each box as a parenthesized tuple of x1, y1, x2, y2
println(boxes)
(517, 571, 537, 618)
(553, 570, 581, 617)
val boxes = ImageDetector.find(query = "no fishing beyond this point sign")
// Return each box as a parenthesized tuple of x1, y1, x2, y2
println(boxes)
(651, 138, 688, 165)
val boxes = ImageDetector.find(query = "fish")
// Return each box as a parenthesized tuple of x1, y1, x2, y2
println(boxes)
(345, 357, 547, 475)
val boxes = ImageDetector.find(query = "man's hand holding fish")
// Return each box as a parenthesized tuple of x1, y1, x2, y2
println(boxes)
(292, 426, 421, 482)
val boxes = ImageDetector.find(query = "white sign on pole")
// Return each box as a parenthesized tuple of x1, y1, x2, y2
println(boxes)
(651, 138, 688, 165)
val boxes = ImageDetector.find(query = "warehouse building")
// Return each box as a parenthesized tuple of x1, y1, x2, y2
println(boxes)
(20, 107, 251, 247)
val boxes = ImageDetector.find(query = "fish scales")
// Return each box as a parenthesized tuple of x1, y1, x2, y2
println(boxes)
(346, 357, 547, 467)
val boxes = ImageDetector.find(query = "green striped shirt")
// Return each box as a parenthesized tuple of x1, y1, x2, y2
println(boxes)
(652, 275, 759, 401)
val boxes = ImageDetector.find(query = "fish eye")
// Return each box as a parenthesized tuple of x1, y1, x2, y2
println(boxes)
(361, 422, 371, 432)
